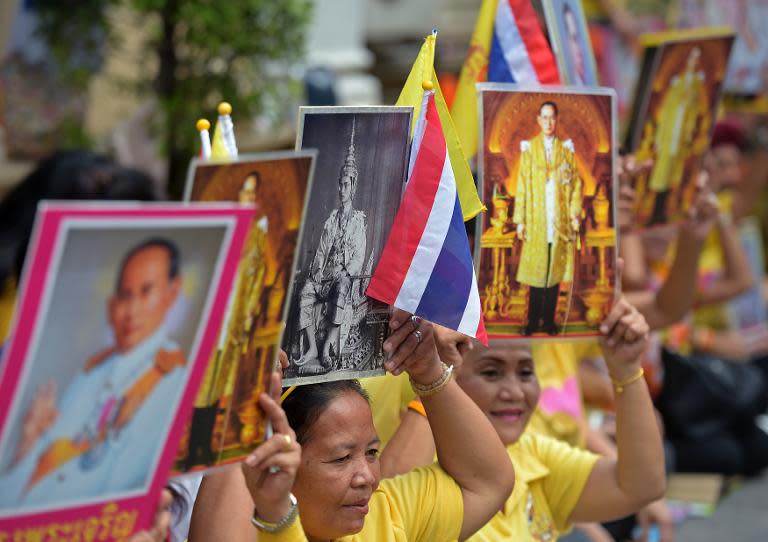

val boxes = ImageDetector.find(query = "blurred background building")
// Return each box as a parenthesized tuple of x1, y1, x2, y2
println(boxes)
(0, 0, 483, 198)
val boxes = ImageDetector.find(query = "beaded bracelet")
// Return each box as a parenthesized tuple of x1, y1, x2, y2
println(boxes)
(410, 362, 453, 397)
(251, 493, 298, 533)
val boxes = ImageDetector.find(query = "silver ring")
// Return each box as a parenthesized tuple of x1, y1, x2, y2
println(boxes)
(413, 329, 423, 344)
(410, 314, 422, 329)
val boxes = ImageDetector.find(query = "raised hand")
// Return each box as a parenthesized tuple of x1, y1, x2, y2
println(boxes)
(617, 154, 653, 188)
(598, 297, 650, 380)
(635, 499, 676, 542)
(14, 380, 59, 464)
(433, 324, 473, 370)
(128, 489, 173, 542)
(241, 372, 300, 523)
(681, 171, 719, 241)
(383, 309, 443, 386)
(617, 184, 637, 233)
(616, 155, 653, 233)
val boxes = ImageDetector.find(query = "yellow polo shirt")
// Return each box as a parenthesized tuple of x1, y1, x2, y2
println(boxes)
(468, 433, 598, 542)
(258, 463, 463, 541)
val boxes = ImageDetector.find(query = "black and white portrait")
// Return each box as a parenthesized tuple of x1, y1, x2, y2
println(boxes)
(282, 107, 411, 385)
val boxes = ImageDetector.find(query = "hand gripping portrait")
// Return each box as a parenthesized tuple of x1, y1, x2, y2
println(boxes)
(0, 239, 185, 509)
(514, 102, 583, 336)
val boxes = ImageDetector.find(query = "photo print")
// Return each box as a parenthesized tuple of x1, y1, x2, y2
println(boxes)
(282, 106, 412, 385)
(0, 203, 251, 537)
(625, 29, 735, 228)
(542, 0, 600, 86)
(176, 151, 315, 474)
(477, 84, 618, 339)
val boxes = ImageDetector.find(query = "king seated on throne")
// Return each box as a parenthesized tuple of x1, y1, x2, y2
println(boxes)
(295, 122, 368, 373)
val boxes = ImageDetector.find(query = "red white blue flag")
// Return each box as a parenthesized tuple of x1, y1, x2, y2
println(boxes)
(367, 92, 487, 344)
(489, 0, 560, 84)
(453, 0, 559, 159)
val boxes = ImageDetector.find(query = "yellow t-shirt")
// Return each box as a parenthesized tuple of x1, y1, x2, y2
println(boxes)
(259, 463, 463, 541)
(468, 433, 599, 542)
(361, 373, 415, 448)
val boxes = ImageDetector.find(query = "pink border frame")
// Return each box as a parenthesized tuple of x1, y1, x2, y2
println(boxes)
(0, 203, 252, 538)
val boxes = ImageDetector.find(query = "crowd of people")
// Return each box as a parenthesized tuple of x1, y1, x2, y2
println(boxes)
(1, 110, 767, 542)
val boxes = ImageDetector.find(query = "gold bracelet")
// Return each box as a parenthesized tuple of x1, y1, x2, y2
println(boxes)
(410, 362, 453, 397)
(611, 367, 645, 394)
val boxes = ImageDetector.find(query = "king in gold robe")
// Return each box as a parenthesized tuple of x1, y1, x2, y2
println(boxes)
(646, 46, 709, 224)
(513, 131, 582, 334)
(184, 174, 269, 469)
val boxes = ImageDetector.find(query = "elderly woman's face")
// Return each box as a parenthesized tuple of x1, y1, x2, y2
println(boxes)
(456, 341, 539, 445)
(292, 391, 381, 540)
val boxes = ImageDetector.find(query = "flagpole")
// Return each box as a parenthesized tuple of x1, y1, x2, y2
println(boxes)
(218, 101, 239, 158)
(196, 118, 212, 160)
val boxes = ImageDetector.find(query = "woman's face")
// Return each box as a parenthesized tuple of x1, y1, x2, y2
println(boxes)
(456, 341, 540, 445)
(293, 391, 381, 540)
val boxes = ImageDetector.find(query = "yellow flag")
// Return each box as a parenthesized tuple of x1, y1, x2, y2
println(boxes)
(396, 33, 485, 221)
(210, 118, 231, 160)
(450, 0, 496, 160)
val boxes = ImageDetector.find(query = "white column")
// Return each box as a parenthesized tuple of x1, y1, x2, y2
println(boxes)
(306, 0, 382, 105)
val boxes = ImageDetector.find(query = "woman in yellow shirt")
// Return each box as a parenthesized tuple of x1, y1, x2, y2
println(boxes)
(190, 309, 515, 541)
(456, 298, 665, 541)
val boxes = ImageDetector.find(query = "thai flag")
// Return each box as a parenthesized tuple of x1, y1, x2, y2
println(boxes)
(367, 92, 487, 343)
(488, 0, 560, 84)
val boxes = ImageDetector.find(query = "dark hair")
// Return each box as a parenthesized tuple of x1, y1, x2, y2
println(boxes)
(538, 101, 559, 116)
(0, 150, 156, 292)
(115, 238, 181, 292)
(282, 380, 370, 445)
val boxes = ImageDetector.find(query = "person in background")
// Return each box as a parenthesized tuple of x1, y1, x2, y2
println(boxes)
(0, 150, 156, 349)
(375, 297, 664, 542)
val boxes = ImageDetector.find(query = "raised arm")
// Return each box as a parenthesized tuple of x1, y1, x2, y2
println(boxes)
(617, 155, 653, 291)
(628, 173, 719, 329)
(696, 213, 753, 306)
(378, 325, 470, 478)
(568, 298, 665, 523)
(384, 310, 514, 541)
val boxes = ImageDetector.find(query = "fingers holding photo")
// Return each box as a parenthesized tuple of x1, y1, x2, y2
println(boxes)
(384, 309, 441, 382)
